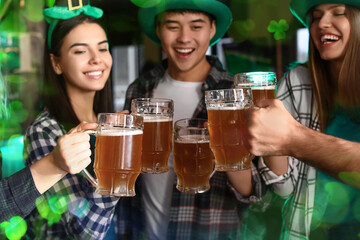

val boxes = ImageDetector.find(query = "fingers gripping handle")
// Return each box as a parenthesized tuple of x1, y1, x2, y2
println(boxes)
(81, 129, 98, 188)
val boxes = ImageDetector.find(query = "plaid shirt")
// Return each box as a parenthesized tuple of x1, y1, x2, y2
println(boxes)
(0, 167, 41, 222)
(23, 111, 143, 240)
(124, 56, 263, 239)
(258, 65, 318, 240)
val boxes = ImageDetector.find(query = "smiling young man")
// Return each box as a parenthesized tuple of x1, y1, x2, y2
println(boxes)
(122, 0, 263, 239)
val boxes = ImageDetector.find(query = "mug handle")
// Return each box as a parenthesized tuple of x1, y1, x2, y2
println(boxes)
(81, 130, 99, 188)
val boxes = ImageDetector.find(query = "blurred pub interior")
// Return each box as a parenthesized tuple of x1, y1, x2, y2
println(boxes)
(0, 0, 306, 238)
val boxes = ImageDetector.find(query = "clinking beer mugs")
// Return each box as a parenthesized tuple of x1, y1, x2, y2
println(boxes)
(131, 98, 174, 174)
(205, 88, 255, 171)
(234, 71, 277, 105)
(173, 118, 215, 194)
(82, 113, 144, 197)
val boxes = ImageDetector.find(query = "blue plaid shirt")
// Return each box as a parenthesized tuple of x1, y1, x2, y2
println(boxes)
(124, 56, 264, 239)
(0, 167, 41, 222)
(23, 111, 143, 239)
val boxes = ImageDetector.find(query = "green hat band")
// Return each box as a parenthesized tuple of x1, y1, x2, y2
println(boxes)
(43, 4, 103, 51)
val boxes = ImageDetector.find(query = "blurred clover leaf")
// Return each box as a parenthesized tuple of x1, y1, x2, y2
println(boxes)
(267, 19, 289, 40)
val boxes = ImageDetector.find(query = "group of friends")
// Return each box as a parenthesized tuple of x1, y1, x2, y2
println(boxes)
(1, 0, 360, 239)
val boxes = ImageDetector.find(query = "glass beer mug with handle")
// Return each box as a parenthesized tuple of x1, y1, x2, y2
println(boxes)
(82, 113, 144, 197)
(234, 72, 277, 105)
(131, 98, 174, 174)
(173, 118, 215, 194)
(205, 88, 254, 171)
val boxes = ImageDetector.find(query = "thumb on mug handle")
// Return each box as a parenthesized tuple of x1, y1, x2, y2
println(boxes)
(81, 129, 99, 188)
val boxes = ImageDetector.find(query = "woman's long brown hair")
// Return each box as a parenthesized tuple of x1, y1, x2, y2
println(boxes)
(308, 5, 360, 131)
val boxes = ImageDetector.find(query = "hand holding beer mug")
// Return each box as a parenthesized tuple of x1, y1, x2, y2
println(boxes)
(234, 72, 277, 105)
(205, 88, 254, 171)
(131, 98, 173, 173)
(173, 118, 215, 194)
(82, 113, 143, 197)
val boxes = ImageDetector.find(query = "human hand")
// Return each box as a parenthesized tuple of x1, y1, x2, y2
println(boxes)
(51, 122, 97, 174)
(244, 99, 301, 156)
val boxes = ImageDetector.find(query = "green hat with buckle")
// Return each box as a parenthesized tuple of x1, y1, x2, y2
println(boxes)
(290, 0, 360, 27)
(138, 0, 233, 46)
(43, 0, 103, 51)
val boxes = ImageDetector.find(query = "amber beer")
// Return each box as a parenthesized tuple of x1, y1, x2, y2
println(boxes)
(207, 108, 253, 171)
(131, 98, 174, 173)
(94, 129, 143, 197)
(141, 116, 173, 173)
(251, 85, 276, 105)
(235, 71, 277, 105)
(174, 136, 214, 193)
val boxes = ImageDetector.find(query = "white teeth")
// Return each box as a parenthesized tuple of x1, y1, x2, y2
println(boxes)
(321, 35, 339, 43)
(176, 49, 193, 53)
(86, 71, 102, 76)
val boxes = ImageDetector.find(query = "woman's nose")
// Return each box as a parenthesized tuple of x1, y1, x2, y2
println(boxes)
(89, 51, 102, 64)
(318, 14, 332, 29)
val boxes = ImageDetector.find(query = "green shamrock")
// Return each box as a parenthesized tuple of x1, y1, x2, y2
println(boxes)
(267, 19, 289, 40)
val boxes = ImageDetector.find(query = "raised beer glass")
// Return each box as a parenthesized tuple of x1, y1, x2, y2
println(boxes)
(173, 118, 215, 194)
(82, 113, 144, 197)
(131, 98, 174, 173)
(205, 88, 254, 171)
(234, 72, 277, 105)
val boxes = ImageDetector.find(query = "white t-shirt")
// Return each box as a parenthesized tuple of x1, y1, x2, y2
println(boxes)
(141, 70, 202, 240)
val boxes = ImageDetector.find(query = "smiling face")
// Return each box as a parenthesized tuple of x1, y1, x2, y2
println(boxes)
(50, 22, 113, 94)
(309, 3, 350, 63)
(156, 11, 216, 80)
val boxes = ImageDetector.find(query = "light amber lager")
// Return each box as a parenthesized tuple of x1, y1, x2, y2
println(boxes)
(251, 86, 276, 105)
(141, 117, 173, 173)
(207, 108, 253, 171)
(131, 98, 174, 173)
(235, 72, 277, 105)
(174, 135, 214, 193)
(82, 113, 144, 197)
(94, 129, 143, 197)
(205, 88, 254, 171)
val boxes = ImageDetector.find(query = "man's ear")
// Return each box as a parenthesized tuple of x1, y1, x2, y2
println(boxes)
(50, 54, 63, 75)
(156, 25, 161, 41)
(210, 20, 216, 40)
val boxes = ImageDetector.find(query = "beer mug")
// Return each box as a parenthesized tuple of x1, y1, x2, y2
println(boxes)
(205, 88, 254, 171)
(83, 113, 144, 197)
(234, 72, 277, 105)
(131, 98, 173, 173)
(173, 118, 215, 194)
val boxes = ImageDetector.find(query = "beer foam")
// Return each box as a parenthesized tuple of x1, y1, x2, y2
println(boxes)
(100, 128, 143, 136)
(175, 135, 210, 143)
(143, 116, 172, 122)
(251, 85, 276, 90)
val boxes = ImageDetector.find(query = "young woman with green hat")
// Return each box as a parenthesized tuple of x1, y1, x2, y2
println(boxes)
(244, 0, 360, 239)
(0, 0, 104, 226)
(20, 0, 134, 239)
(125, 0, 263, 239)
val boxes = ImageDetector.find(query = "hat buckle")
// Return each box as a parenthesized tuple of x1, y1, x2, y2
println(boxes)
(68, 0, 83, 11)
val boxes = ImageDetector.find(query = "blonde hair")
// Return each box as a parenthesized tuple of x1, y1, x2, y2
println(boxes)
(308, 5, 360, 130)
